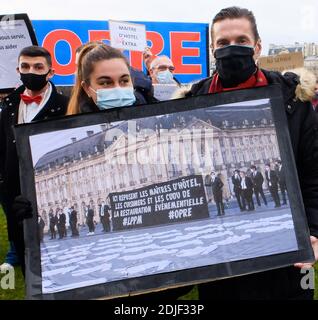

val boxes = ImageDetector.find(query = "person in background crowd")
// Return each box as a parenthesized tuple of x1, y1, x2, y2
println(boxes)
(250, 165, 267, 207)
(210, 171, 225, 216)
(0, 46, 68, 275)
(99, 200, 111, 232)
(265, 163, 281, 208)
(49, 209, 57, 240)
(231, 169, 243, 211)
(240, 171, 255, 211)
(67, 42, 147, 115)
(86, 205, 95, 235)
(70, 206, 79, 237)
(175, 6, 318, 300)
(58, 209, 66, 239)
(204, 172, 213, 203)
(38, 215, 45, 243)
(148, 55, 180, 85)
(275, 160, 287, 205)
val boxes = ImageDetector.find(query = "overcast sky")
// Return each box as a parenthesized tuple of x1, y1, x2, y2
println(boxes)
(1, 0, 317, 54)
(30, 125, 102, 166)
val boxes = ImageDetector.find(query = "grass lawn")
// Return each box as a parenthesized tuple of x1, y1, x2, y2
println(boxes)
(0, 207, 317, 300)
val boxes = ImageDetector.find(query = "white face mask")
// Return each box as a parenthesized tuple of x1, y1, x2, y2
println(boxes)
(156, 70, 175, 84)
(90, 86, 136, 110)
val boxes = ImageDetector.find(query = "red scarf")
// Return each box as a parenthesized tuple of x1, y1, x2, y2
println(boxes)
(209, 69, 268, 94)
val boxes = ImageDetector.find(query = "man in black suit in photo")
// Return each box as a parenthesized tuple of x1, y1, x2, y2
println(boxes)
(86, 205, 95, 235)
(70, 206, 79, 237)
(250, 165, 267, 207)
(240, 171, 255, 211)
(211, 171, 225, 216)
(275, 160, 287, 205)
(99, 200, 111, 232)
(38, 215, 45, 243)
(265, 163, 281, 208)
(231, 170, 243, 211)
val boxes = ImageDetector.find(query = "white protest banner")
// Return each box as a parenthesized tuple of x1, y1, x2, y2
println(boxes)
(0, 14, 37, 91)
(109, 20, 147, 52)
(153, 84, 179, 101)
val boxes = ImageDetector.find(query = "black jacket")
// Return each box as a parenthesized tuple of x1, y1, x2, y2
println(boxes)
(276, 167, 286, 185)
(211, 177, 223, 196)
(240, 176, 254, 195)
(0, 82, 68, 240)
(251, 171, 264, 189)
(231, 174, 242, 193)
(265, 170, 279, 189)
(185, 70, 318, 238)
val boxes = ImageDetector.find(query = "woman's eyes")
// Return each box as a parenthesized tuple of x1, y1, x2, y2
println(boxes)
(119, 79, 130, 85)
(97, 78, 130, 87)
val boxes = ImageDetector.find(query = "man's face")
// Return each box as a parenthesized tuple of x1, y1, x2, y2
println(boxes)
(150, 56, 175, 83)
(17, 55, 54, 78)
(212, 18, 262, 60)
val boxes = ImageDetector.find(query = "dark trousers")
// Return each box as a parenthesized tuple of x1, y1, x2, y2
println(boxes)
(101, 217, 110, 232)
(254, 187, 267, 206)
(1, 199, 25, 277)
(214, 193, 224, 216)
(12, 226, 25, 277)
(279, 183, 287, 204)
(234, 190, 243, 210)
(58, 224, 66, 239)
(241, 190, 255, 211)
(269, 186, 281, 207)
(50, 225, 56, 239)
(87, 218, 95, 232)
(70, 221, 79, 236)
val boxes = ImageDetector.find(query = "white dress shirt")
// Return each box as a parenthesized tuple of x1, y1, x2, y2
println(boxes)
(18, 83, 52, 124)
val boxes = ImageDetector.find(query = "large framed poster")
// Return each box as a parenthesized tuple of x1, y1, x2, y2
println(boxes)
(0, 13, 38, 92)
(14, 85, 314, 300)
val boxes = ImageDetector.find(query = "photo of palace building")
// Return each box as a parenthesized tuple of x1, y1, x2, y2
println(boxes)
(33, 100, 280, 230)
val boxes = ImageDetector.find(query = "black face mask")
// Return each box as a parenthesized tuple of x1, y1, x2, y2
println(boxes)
(20, 71, 50, 91)
(214, 45, 257, 88)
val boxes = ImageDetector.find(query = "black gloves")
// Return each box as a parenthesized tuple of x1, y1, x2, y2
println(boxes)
(11, 195, 33, 222)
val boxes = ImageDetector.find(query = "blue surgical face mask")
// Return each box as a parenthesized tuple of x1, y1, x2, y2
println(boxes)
(156, 70, 175, 84)
(90, 87, 136, 110)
